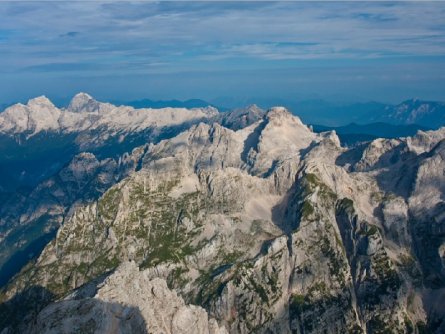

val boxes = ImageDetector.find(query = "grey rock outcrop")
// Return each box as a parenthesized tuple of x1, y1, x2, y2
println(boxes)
(29, 261, 227, 334)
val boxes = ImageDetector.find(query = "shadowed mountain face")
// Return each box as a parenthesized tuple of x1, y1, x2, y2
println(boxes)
(1, 95, 445, 333)
(0, 282, 149, 334)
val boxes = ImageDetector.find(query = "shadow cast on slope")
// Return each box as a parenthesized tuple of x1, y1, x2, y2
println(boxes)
(0, 285, 54, 333)
(0, 268, 149, 334)
(371, 138, 445, 199)
(0, 285, 148, 333)
(271, 178, 304, 236)
(335, 143, 368, 169)
(347, 141, 418, 198)
(32, 299, 149, 334)
(240, 120, 267, 165)
(0, 229, 58, 288)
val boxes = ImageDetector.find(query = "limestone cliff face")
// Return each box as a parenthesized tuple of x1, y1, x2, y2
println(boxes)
(28, 261, 227, 334)
(1, 108, 445, 333)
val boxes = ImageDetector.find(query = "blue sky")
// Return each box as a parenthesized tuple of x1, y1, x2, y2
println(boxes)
(1, 1, 445, 105)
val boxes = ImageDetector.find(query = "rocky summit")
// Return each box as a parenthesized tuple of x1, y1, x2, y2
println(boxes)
(0, 97, 445, 334)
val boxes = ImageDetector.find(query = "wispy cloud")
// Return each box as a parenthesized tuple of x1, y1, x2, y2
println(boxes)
(59, 31, 80, 38)
(0, 1, 444, 102)
(1, 2, 444, 67)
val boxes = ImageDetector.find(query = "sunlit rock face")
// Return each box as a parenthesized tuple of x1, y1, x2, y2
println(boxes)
(0, 93, 218, 137)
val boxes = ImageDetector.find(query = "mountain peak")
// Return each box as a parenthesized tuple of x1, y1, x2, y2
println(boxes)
(27, 95, 55, 108)
(266, 106, 293, 120)
(267, 106, 288, 114)
(68, 92, 99, 113)
(73, 92, 93, 100)
(266, 106, 304, 126)
(246, 103, 261, 110)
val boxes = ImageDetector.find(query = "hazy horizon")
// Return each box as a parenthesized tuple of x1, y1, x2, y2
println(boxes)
(2, 92, 444, 112)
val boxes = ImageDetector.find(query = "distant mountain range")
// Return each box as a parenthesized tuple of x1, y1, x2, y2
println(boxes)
(375, 99, 445, 128)
(117, 97, 445, 129)
(288, 99, 445, 129)
(112, 98, 222, 110)
(209, 97, 445, 129)
(2, 96, 444, 129)
(312, 122, 431, 146)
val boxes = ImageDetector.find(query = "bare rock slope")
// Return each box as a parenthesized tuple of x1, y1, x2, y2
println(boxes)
(29, 261, 227, 334)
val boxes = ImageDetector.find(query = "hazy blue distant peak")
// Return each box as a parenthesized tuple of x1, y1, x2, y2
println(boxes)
(381, 99, 445, 128)
(118, 98, 216, 110)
